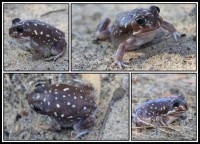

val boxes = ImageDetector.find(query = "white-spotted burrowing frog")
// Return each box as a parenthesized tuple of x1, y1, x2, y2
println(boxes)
(9, 18, 67, 61)
(95, 5, 180, 68)
(27, 81, 97, 137)
(132, 95, 188, 127)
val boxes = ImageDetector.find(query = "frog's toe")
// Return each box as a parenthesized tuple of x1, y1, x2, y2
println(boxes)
(173, 31, 181, 42)
(115, 60, 128, 68)
(71, 130, 89, 138)
(44, 56, 55, 61)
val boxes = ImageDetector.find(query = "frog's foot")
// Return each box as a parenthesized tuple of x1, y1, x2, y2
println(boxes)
(44, 53, 64, 61)
(48, 120, 62, 132)
(166, 31, 181, 42)
(71, 130, 89, 138)
(44, 56, 56, 61)
(95, 18, 111, 40)
(114, 60, 128, 69)
(172, 31, 181, 42)
(162, 21, 180, 42)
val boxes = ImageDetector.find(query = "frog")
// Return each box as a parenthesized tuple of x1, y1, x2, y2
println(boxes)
(95, 5, 180, 68)
(132, 95, 188, 127)
(27, 80, 97, 138)
(9, 18, 67, 61)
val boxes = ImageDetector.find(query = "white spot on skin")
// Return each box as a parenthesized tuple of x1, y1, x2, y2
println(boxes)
(54, 112, 57, 117)
(55, 97, 58, 100)
(40, 31, 43, 35)
(67, 116, 73, 118)
(46, 34, 50, 37)
(36, 94, 40, 99)
(68, 94, 71, 96)
(72, 105, 76, 108)
(80, 96, 83, 99)
(63, 88, 69, 91)
(67, 102, 70, 105)
(74, 96, 77, 99)
(56, 104, 60, 108)
(44, 90, 47, 94)
(54, 92, 59, 94)
(34, 30, 38, 35)
(34, 23, 37, 26)
(26, 23, 29, 26)
(56, 84, 59, 87)
(163, 106, 165, 110)
(61, 114, 64, 117)
(55, 30, 58, 33)
(83, 107, 87, 110)
(155, 107, 157, 109)
(48, 101, 50, 105)
(43, 98, 46, 102)
(54, 38, 58, 42)
(63, 95, 66, 97)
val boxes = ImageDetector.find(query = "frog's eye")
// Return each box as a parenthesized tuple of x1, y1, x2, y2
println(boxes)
(35, 83, 44, 93)
(33, 105, 42, 112)
(12, 18, 21, 24)
(135, 17, 146, 25)
(16, 26, 24, 33)
(173, 101, 180, 107)
(155, 6, 160, 14)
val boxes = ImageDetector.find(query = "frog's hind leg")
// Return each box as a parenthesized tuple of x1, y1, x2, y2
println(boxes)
(95, 18, 111, 40)
(71, 115, 95, 138)
(45, 39, 67, 61)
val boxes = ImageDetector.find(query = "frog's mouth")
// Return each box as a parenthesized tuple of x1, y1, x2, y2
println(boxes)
(167, 110, 187, 116)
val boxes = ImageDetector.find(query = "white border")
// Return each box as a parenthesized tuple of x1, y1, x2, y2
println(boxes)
(2, 1, 198, 142)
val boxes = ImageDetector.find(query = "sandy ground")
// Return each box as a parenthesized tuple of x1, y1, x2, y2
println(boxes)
(3, 74, 129, 141)
(3, 4, 69, 71)
(72, 4, 196, 71)
(132, 74, 197, 140)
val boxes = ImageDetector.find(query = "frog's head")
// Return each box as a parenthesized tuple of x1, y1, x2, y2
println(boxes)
(9, 18, 32, 39)
(28, 82, 51, 115)
(166, 95, 188, 116)
(131, 5, 163, 35)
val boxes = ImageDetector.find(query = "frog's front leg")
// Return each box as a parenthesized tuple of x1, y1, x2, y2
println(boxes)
(95, 18, 111, 40)
(115, 37, 138, 68)
(47, 118, 62, 132)
(72, 115, 95, 138)
(162, 21, 180, 42)
(45, 38, 67, 61)
(30, 41, 44, 60)
(155, 115, 169, 126)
